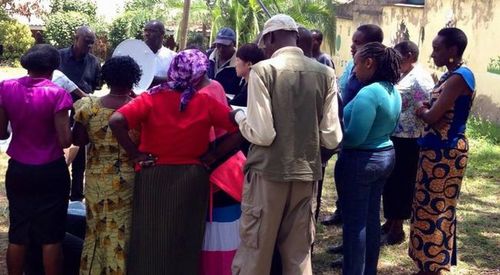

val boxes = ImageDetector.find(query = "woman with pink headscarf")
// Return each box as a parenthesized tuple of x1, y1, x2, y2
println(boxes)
(109, 49, 239, 275)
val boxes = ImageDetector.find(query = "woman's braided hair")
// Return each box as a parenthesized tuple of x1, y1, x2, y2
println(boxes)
(356, 42, 402, 85)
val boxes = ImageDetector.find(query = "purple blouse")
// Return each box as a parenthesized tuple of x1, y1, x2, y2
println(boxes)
(0, 76, 73, 165)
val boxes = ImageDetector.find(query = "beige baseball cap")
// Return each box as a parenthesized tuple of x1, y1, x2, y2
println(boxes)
(258, 14, 299, 47)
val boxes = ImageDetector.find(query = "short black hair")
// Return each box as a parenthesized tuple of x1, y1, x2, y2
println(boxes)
(101, 56, 142, 90)
(20, 44, 60, 74)
(394, 40, 419, 60)
(236, 43, 266, 65)
(356, 42, 401, 85)
(357, 24, 384, 43)
(437, 27, 468, 57)
(145, 20, 166, 34)
(75, 26, 94, 39)
(311, 29, 323, 42)
(298, 27, 313, 57)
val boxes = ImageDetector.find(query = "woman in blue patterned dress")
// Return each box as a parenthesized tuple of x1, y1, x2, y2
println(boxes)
(410, 27, 475, 274)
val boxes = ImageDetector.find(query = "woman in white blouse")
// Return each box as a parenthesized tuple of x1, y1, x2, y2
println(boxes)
(381, 40, 435, 245)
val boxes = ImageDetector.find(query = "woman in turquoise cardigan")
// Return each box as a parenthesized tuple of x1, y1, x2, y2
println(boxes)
(335, 42, 402, 275)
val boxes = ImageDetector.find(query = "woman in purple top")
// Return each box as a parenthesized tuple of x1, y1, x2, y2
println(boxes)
(0, 44, 73, 275)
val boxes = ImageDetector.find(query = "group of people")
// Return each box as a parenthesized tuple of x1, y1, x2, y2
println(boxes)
(0, 12, 475, 275)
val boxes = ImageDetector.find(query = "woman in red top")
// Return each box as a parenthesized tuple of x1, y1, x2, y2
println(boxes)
(109, 49, 238, 275)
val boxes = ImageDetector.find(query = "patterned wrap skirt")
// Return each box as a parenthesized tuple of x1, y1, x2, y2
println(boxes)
(409, 138, 468, 272)
(127, 164, 209, 275)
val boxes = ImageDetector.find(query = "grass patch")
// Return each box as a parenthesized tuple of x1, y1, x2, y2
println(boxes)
(467, 116, 500, 146)
(312, 118, 500, 274)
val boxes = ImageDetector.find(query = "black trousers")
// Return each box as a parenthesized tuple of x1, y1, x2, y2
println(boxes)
(315, 166, 327, 221)
(382, 137, 420, 220)
(333, 167, 342, 216)
(69, 103, 85, 201)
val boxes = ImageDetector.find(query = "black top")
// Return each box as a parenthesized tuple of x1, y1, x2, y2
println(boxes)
(207, 59, 242, 96)
(229, 82, 247, 107)
(58, 47, 101, 97)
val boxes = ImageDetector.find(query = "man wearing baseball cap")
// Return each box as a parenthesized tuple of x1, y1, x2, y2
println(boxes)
(231, 14, 343, 274)
(207, 27, 242, 97)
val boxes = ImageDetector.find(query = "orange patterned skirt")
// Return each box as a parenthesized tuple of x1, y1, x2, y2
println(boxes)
(409, 138, 468, 273)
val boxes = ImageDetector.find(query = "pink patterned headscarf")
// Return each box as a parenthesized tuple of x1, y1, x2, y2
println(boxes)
(149, 49, 209, 111)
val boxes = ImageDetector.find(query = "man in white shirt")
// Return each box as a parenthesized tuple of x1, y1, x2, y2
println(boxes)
(52, 70, 87, 99)
(143, 20, 176, 87)
(51, 70, 86, 166)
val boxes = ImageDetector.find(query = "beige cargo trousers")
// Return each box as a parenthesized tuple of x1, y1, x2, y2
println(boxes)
(232, 170, 317, 275)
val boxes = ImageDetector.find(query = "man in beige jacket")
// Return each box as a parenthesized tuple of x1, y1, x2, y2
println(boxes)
(231, 14, 343, 275)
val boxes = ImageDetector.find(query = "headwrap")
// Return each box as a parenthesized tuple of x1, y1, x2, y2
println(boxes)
(149, 49, 209, 111)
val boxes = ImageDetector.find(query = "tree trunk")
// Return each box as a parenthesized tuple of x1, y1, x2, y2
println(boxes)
(178, 0, 191, 50)
(202, 23, 207, 48)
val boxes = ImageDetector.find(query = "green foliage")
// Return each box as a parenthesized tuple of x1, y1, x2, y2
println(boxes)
(109, 9, 165, 50)
(0, 19, 35, 65)
(49, 0, 64, 12)
(45, 0, 101, 49)
(109, 16, 130, 50)
(209, 0, 267, 46)
(44, 11, 91, 48)
(186, 32, 206, 49)
(276, 0, 337, 54)
(208, 0, 337, 51)
(50, 0, 97, 17)
(122, 0, 209, 50)
(0, 9, 8, 21)
(45, 0, 108, 60)
(126, 0, 165, 11)
(467, 116, 500, 145)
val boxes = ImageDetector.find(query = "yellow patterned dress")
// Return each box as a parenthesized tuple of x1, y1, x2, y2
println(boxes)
(74, 96, 136, 275)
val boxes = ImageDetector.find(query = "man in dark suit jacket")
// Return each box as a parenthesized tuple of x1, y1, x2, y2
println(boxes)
(58, 26, 101, 201)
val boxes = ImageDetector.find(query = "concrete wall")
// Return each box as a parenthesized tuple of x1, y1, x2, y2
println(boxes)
(333, 0, 500, 124)
(333, 17, 355, 72)
(424, 0, 500, 123)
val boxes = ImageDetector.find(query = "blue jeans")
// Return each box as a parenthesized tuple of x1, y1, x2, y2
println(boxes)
(335, 148, 395, 275)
